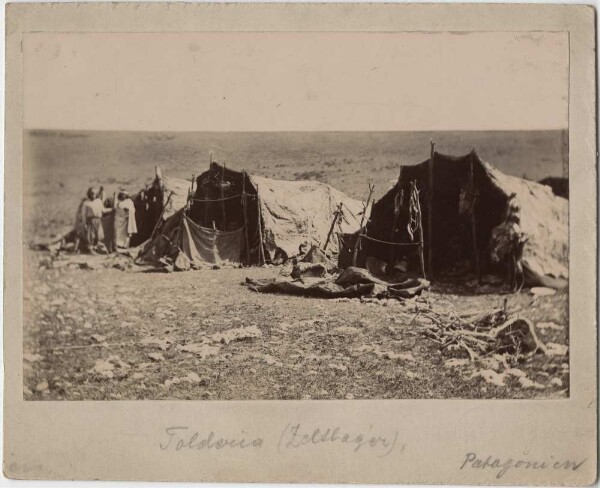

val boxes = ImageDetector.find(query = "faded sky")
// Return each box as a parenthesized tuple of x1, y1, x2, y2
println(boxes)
(23, 32, 568, 131)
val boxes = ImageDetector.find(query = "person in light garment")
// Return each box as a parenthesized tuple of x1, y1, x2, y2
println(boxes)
(72, 193, 89, 254)
(81, 187, 113, 254)
(115, 190, 138, 248)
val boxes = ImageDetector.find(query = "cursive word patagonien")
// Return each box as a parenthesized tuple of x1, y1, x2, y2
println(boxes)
(278, 423, 402, 457)
(160, 426, 264, 451)
(461, 452, 588, 479)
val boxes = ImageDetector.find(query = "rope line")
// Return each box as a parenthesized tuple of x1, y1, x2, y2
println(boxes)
(359, 234, 422, 247)
(189, 192, 255, 203)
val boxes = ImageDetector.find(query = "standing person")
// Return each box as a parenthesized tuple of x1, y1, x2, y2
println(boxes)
(72, 193, 88, 254)
(81, 187, 112, 254)
(97, 186, 106, 205)
(115, 190, 138, 248)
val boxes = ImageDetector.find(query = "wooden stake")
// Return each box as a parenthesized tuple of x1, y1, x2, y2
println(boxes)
(148, 191, 174, 242)
(413, 181, 427, 280)
(324, 202, 343, 251)
(242, 172, 251, 265)
(428, 140, 435, 279)
(188, 173, 195, 212)
(203, 159, 211, 226)
(352, 183, 374, 267)
(220, 164, 227, 231)
(256, 184, 266, 266)
(390, 167, 403, 262)
(470, 149, 481, 282)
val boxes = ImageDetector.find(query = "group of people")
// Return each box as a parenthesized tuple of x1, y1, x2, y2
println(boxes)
(74, 186, 138, 254)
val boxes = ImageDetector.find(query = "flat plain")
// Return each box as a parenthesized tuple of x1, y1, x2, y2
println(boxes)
(22, 130, 569, 400)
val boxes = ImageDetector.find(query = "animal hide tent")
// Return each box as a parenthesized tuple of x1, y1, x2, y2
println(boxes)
(344, 151, 568, 288)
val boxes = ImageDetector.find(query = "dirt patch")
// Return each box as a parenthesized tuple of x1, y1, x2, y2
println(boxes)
(23, 249, 569, 400)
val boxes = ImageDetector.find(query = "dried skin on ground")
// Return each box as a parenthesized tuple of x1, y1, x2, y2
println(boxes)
(23, 251, 569, 400)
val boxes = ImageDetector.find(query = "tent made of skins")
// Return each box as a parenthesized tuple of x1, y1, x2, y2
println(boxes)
(138, 162, 368, 268)
(130, 167, 191, 247)
(339, 150, 568, 288)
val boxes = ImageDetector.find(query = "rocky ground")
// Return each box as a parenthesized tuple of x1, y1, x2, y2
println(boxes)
(23, 250, 569, 401)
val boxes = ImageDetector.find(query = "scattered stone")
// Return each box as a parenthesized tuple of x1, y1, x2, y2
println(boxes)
(185, 372, 207, 384)
(479, 355, 510, 372)
(91, 334, 107, 343)
(211, 325, 262, 345)
(178, 343, 221, 359)
(546, 343, 569, 356)
(472, 369, 506, 387)
(505, 368, 527, 378)
(35, 380, 49, 392)
(262, 354, 283, 367)
(536, 321, 562, 331)
(345, 393, 355, 400)
(333, 326, 361, 336)
(147, 352, 165, 362)
(275, 321, 293, 333)
(132, 372, 144, 380)
(141, 336, 172, 351)
(530, 287, 556, 297)
(164, 378, 182, 389)
(444, 358, 469, 368)
(90, 359, 115, 378)
(23, 353, 44, 363)
(518, 376, 545, 389)
(550, 377, 563, 387)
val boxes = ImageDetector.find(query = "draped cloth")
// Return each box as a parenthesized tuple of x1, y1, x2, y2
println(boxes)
(181, 215, 243, 266)
(114, 207, 130, 248)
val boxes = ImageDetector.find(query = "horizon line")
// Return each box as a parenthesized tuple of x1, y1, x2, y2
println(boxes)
(24, 127, 569, 134)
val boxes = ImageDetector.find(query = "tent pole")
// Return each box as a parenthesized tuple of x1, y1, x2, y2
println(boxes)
(204, 157, 212, 226)
(148, 191, 174, 242)
(324, 202, 343, 251)
(470, 149, 481, 282)
(413, 181, 427, 280)
(256, 184, 266, 266)
(242, 172, 251, 265)
(220, 164, 227, 230)
(390, 167, 403, 263)
(352, 183, 374, 267)
(428, 140, 435, 279)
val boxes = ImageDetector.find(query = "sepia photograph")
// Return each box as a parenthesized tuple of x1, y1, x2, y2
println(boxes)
(22, 30, 570, 401)
(5, 3, 596, 485)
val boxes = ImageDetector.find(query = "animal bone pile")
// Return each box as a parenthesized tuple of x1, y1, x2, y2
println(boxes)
(420, 306, 546, 361)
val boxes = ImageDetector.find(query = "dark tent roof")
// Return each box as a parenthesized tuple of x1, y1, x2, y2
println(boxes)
(347, 150, 568, 288)
(139, 162, 369, 267)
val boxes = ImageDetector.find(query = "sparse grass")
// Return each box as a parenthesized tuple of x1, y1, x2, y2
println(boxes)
(23, 252, 569, 401)
(22, 130, 569, 400)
